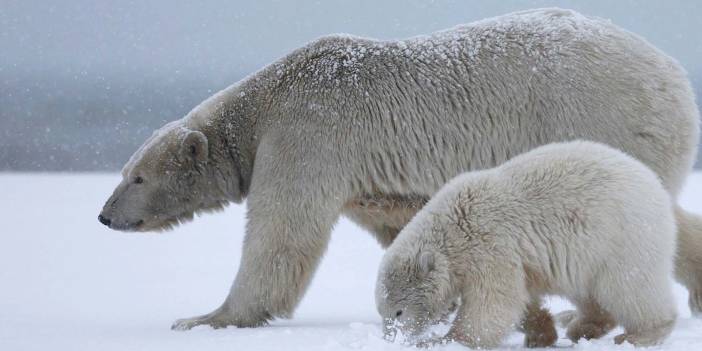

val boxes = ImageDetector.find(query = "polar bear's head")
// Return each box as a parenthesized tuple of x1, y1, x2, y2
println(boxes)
(98, 120, 240, 232)
(376, 246, 453, 339)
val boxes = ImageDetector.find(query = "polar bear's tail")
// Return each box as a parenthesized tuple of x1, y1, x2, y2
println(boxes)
(674, 206, 702, 316)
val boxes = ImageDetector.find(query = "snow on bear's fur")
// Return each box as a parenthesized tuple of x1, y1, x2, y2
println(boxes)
(99, 8, 702, 331)
(376, 141, 677, 348)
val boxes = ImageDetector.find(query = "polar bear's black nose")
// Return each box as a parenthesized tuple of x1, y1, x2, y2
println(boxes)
(98, 214, 111, 227)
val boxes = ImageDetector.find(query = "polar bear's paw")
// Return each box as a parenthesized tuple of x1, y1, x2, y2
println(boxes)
(171, 316, 208, 330)
(171, 308, 267, 330)
(171, 313, 232, 330)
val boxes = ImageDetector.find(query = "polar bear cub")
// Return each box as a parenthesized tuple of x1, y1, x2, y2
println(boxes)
(376, 141, 677, 348)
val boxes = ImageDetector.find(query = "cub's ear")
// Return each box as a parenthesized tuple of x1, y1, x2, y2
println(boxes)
(181, 130, 209, 163)
(418, 251, 435, 275)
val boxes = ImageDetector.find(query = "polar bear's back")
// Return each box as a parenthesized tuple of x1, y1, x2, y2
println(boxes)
(262, 8, 698, 199)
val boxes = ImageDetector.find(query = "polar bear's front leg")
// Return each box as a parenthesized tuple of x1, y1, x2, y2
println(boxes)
(172, 151, 344, 330)
(172, 192, 340, 329)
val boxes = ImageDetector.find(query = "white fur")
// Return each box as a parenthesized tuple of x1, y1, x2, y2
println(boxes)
(377, 141, 677, 348)
(100, 8, 702, 330)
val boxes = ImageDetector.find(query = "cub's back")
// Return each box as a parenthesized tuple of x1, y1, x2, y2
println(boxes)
(492, 141, 675, 252)
(475, 141, 676, 291)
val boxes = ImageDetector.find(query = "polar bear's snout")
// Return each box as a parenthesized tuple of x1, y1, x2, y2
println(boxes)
(98, 180, 150, 232)
(97, 214, 111, 226)
(97, 210, 144, 231)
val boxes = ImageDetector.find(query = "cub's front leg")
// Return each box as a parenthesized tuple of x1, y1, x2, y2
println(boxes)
(446, 262, 530, 349)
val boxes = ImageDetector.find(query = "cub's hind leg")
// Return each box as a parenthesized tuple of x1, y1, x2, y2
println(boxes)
(595, 267, 676, 346)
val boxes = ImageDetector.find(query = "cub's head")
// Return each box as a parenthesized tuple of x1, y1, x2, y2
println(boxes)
(376, 247, 452, 339)
(98, 121, 240, 232)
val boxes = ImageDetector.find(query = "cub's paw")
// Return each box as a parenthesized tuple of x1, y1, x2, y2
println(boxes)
(614, 320, 674, 347)
(415, 336, 451, 348)
(614, 332, 663, 347)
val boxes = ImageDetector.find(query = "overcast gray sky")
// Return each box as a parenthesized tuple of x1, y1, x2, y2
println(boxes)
(1, 0, 701, 170)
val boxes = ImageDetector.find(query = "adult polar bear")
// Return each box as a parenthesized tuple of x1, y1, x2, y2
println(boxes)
(99, 8, 702, 330)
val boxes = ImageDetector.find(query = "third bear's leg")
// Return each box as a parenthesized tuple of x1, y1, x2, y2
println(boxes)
(565, 298, 616, 343)
(520, 296, 558, 348)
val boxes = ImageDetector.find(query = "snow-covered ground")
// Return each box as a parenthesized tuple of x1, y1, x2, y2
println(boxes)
(1, 173, 701, 351)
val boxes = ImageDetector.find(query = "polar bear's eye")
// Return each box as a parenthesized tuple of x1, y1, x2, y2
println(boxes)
(134, 176, 144, 184)
(395, 310, 403, 317)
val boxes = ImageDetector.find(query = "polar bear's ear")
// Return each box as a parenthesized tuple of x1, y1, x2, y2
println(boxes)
(418, 251, 435, 275)
(181, 130, 209, 163)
